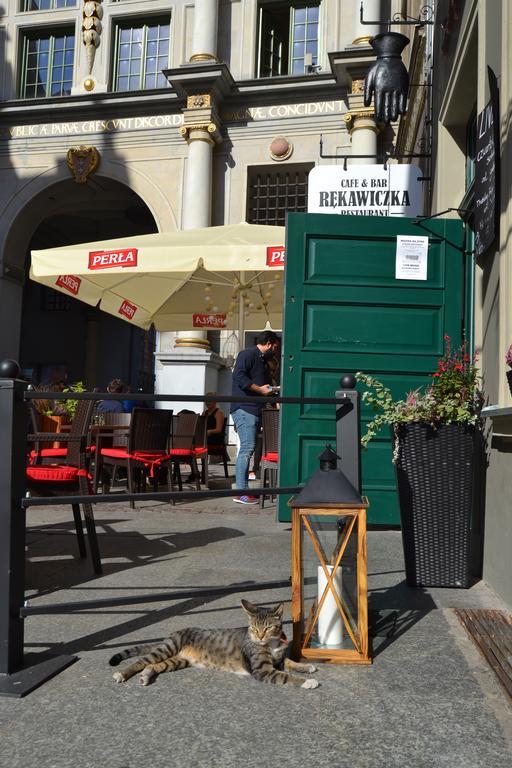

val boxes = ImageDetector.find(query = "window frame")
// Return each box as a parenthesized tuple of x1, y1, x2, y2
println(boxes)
(20, 0, 77, 11)
(19, 26, 76, 99)
(246, 163, 314, 226)
(111, 16, 171, 93)
(256, 1, 321, 79)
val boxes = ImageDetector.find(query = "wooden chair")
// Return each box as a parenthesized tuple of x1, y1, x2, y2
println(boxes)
(259, 408, 280, 508)
(28, 402, 69, 465)
(26, 397, 102, 574)
(94, 408, 173, 507)
(91, 412, 131, 492)
(167, 412, 205, 496)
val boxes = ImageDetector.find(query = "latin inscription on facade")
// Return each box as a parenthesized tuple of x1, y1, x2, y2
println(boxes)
(1, 101, 346, 141)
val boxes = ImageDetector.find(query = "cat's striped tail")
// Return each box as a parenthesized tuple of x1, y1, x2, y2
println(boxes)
(109, 645, 160, 666)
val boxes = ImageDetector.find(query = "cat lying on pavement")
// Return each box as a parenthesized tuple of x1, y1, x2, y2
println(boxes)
(110, 599, 319, 689)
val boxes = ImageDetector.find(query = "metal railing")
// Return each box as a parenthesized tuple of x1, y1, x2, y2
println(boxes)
(0, 373, 360, 696)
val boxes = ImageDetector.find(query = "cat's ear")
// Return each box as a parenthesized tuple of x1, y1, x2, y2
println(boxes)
(271, 603, 284, 619)
(241, 599, 258, 615)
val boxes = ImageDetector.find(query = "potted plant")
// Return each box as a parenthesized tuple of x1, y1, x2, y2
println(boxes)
(356, 336, 485, 588)
(506, 344, 512, 395)
(33, 381, 86, 446)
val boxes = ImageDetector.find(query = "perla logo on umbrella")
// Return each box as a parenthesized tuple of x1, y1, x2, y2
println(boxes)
(266, 246, 285, 267)
(88, 248, 138, 270)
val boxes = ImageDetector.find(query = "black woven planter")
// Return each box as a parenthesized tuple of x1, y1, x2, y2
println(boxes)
(507, 369, 512, 396)
(394, 422, 483, 589)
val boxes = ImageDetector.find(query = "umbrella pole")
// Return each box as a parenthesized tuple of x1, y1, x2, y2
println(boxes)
(237, 271, 246, 354)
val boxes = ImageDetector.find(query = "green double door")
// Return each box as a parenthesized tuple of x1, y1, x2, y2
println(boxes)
(279, 213, 469, 524)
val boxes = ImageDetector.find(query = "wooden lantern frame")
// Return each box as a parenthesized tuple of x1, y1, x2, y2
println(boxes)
(291, 499, 371, 664)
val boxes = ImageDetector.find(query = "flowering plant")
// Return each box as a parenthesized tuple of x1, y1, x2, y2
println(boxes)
(34, 380, 86, 419)
(505, 344, 512, 368)
(356, 336, 484, 455)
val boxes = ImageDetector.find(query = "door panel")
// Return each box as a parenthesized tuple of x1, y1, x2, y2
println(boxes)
(279, 213, 467, 524)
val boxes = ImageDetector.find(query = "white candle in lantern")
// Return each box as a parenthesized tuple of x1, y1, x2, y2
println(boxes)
(317, 565, 343, 646)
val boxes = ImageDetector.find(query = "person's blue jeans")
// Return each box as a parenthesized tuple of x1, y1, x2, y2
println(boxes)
(232, 408, 260, 490)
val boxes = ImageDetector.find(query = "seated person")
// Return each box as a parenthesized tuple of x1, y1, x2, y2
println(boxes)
(96, 378, 125, 413)
(203, 393, 225, 448)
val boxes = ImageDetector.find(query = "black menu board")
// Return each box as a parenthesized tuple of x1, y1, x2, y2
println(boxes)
(474, 68, 499, 259)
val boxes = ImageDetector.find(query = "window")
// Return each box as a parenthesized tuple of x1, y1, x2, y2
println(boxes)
(112, 19, 170, 92)
(246, 165, 313, 226)
(41, 287, 71, 312)
(465, 109, 477, 191)
(20, 30, 75, 98)
(21, 1, 76, 10)
(258, 2, 319, 78)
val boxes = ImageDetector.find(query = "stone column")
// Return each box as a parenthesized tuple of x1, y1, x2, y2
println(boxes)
(173, 0, 220, 354)
(352, 0, 382, 46)
(343, 109, 379, 164)
(190, 0, 218, 62)
(173, 99, 222, 353)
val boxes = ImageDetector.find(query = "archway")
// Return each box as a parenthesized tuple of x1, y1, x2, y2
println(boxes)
(17, 176, 158, 390)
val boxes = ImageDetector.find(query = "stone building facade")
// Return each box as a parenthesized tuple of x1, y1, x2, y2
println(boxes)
(424, 0, 512, 604)
(0, 0, 390, 395)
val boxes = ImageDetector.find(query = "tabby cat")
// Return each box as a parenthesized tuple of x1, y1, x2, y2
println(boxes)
(109, 599, 319, 689)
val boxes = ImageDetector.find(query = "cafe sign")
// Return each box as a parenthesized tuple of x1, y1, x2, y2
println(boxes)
(307, 165, 423, 217)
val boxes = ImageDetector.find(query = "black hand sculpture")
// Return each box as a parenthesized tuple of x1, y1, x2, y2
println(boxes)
(364, 32, 410, 124)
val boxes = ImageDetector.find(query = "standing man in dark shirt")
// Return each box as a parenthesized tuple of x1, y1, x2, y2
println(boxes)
(231, 330, 279, 504)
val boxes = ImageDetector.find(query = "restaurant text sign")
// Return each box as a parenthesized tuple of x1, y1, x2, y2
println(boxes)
(474, 68, 499, 259)
(307, 165, 423, 217)
(88, 248, 138, 270)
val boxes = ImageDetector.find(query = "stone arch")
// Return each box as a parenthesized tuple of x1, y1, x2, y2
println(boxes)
(1, 161, 177, 274)
(0, 166, 173, 370)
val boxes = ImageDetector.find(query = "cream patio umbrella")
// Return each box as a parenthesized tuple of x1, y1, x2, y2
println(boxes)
(29, 223, 286, 336)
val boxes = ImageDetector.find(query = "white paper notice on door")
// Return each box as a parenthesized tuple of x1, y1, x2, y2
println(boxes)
(395, 235, 429, 280)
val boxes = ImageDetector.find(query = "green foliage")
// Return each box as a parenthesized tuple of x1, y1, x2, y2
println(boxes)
(356, 337, 484, 454)
(61, 380, 86, 419)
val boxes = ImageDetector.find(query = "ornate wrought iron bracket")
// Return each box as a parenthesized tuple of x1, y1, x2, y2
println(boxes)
(319, 135, 430, 171)
(411, 207, 470, 223)
(359, 1, 434, 30)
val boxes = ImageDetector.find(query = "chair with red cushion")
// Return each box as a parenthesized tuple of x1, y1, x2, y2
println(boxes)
(94, 407, 173, 507)
(91, 412, 131, 491)
(26, 397, 102, 574)
(167, 412, 204, 496)
(260, 407, 280, 508)
(28, 402, 68, 465)
(29, 389, 100, 465)
(206, 416, 230, 478)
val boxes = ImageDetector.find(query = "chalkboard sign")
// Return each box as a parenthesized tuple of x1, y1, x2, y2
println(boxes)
(474, 68, 499, 259)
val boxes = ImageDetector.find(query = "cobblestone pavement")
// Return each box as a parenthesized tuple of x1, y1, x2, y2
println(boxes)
(1, 481, 511, 768)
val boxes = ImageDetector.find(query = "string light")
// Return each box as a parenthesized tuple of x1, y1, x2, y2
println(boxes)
(201, 271, 283, 317)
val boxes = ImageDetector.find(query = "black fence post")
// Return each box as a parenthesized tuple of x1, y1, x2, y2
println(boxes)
(335, 374, 361, 493)
(0, 361, 76, 698)
(0, 366, 28, 676)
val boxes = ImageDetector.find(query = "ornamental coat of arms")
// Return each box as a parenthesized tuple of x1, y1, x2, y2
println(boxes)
(66, 146, 100, 184)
